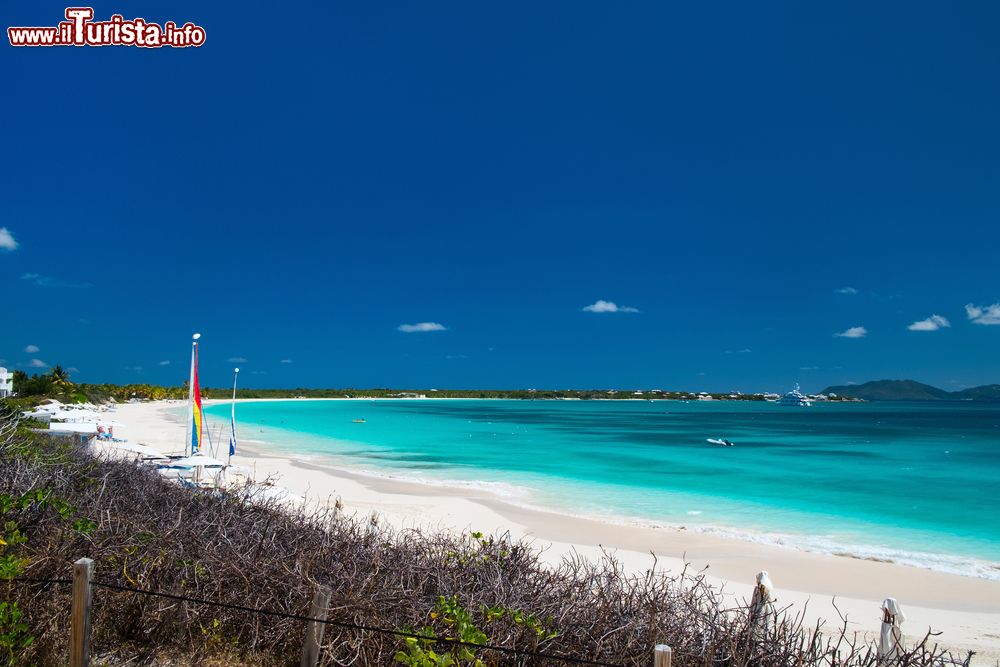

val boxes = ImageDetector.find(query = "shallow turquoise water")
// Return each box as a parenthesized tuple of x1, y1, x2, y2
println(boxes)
(204, 399, 1000, 579)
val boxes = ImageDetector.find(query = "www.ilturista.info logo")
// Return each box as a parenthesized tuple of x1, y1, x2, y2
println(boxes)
(8, 8, 206, 48)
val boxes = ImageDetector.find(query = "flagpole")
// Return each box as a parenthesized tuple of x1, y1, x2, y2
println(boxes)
(192, 333, 204, 486)
(229, 367, 239, 466)
(186, 333, 199, 455)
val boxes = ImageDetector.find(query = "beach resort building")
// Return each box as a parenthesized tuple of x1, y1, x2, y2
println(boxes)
(0, 367, 13, 398)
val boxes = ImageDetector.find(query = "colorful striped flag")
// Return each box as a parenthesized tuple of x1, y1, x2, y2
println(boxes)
(191, 343, 204, 454)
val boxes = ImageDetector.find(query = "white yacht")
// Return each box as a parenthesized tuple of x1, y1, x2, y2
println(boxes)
(779, 384, 813, 406)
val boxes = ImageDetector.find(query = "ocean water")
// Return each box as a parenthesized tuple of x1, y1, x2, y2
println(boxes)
(203, 399, 1000, 579)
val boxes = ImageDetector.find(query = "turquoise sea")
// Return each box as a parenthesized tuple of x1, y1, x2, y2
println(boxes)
(204, 399, 1000, 580)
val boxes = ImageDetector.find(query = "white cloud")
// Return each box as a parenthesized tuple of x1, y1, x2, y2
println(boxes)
(24, 344, 39, 353)
(397, 322, 447, 333)
(582, 300, 639, 314)
(280, 359, 293, 364)
(227, 357, 247, 363)
(966, 303, 1000, 325)
(21, 273, 49, 286)
(0, 228, 17, 251)
(23, 359, 48, 368)
(66, 367, 79, 374)
(725, 348, 752, 354)
(446, 354, 467, 359)
(20, 272, 90, 288)
(799, 366, 820, 371)
(158, 360, 171, 366)
(907, 314, 950, 331)
(125, 366, 143, 373)
(834, 326, 867, 339)
(835, 287, 858, 295)
(251, 370, 267, 375)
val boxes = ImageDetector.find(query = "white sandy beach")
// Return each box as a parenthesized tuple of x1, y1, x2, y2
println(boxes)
(110, 399, 1000, 664)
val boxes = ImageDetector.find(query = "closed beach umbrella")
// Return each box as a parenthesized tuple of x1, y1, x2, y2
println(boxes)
(878, 597, 906, 664)
(749, 570, 776, 638)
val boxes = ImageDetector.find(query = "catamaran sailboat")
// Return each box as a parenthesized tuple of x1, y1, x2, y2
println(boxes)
(168, 333, 240, 488)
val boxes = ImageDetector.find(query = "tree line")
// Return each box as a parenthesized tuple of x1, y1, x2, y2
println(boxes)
(7, 366, 783, 405)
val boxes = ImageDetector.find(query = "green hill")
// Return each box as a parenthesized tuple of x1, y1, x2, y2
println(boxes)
(821, 379, 999, 401)
(952, 384, 1000, 401)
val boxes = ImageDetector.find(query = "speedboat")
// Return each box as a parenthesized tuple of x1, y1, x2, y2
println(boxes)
(707, 438, 734, 446)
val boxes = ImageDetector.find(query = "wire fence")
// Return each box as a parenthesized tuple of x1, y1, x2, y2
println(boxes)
(10, 573, 634, 667)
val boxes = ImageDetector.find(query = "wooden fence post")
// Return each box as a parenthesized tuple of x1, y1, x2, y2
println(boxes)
(300, 585, 332, 667)
(70, 557, 94, 667)
(654, 644, 672, 667)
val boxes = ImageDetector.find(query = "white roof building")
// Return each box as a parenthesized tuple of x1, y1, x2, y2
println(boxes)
(0, 367, 12, 398)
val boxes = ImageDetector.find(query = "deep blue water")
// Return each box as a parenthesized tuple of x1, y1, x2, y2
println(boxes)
(204, 399, 1000, 579)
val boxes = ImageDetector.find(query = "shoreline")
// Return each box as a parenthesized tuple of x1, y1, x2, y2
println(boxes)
(236, 436, 1000, 584)
(112, 400, 1000, 663)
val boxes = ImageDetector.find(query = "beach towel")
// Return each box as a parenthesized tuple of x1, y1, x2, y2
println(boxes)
(878, 597, 906, 664)
(749, 570, 776, 639)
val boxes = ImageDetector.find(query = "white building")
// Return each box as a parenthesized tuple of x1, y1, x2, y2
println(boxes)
(0, 367, 13, 398)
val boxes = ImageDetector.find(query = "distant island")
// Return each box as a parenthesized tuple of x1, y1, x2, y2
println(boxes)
(10, 367, 860, 405)
(821, 379, 1000, 402)
(9, 368, 997, 406)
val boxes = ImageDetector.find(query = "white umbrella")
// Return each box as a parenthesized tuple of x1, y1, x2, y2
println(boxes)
(49, 409, 103, 422)
(170, 455, 227, 468)
(49, 422, 98, 434)
(878, 597, 906, 664)
(94, 442, 168, 460)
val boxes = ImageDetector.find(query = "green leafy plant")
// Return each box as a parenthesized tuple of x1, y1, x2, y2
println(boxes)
(0, 602, 34, 666)
(395, 596, 486, 666)
(481, 604, 558, 641)
(0, 522, 28, 581)
(509, 608, 558, 640)
(394, 626, 448, 667)
(199, 617, 237, 649)
(71, 518, 97, 535)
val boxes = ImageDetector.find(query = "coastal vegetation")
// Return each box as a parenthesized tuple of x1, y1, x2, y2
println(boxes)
(0, 404, 972, 666)
(11, 367, 857, 405)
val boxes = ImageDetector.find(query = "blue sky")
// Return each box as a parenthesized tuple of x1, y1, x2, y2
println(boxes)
(2, 1, 998, 392)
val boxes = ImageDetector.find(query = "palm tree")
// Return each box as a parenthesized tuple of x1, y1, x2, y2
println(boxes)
(49, 365, 73, 388)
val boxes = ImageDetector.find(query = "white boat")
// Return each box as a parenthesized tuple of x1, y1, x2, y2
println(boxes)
(779, 384, 813, 406)
(707, 438, 734, 446)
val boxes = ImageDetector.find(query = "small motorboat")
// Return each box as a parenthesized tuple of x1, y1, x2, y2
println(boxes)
(353, 418, 366, 423)
(707, 438, 734, 447)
